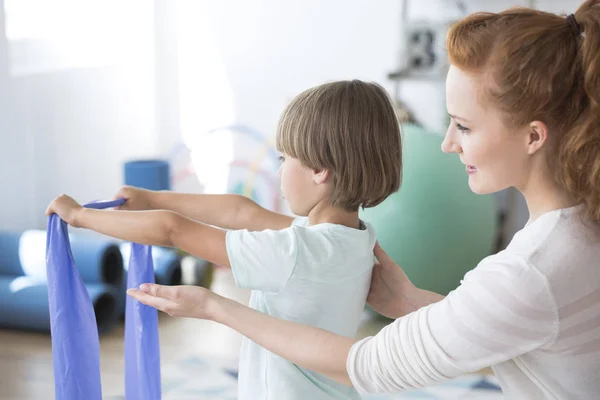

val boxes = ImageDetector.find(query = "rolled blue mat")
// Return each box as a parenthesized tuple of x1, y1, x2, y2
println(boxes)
(120, 242, 182, 286)
(116, 270, 128, 318)
(124, 159, 171, 191)
(0, 276, 119, 335)
(0, 230, 123, 286)
(152, 247, 182, 286)
(117, 243, 182, 315)
(0, 232, 23, 276)
(70, 233, 123, 286)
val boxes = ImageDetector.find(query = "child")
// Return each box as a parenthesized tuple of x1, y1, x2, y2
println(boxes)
(47, 80, 402, 399)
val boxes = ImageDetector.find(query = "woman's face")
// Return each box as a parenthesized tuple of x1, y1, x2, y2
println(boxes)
(442, 65, 533, 195)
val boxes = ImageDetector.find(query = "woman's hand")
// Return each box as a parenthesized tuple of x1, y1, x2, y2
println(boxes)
(127, 284, 222, 320)
(113, 186, 155, 211)
(129, 282, 356, 386)
(45, 194, 84, 226)
(368, 243, 415, 319)
(368, 244, 445, 319)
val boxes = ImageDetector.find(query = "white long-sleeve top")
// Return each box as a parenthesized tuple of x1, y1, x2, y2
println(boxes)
(347, 206, 600, 399)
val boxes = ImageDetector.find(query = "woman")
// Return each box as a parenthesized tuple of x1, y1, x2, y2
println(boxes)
(127, 2, 600, 398)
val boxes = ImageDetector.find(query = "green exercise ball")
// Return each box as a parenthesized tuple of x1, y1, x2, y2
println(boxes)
(360, 123, 498, 297)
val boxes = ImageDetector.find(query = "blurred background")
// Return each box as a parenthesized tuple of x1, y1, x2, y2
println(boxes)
(0, 1, 583, 399)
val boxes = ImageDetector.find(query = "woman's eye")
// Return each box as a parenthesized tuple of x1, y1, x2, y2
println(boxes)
(278, 155, 285, 162)
(456, 123, 470, 132)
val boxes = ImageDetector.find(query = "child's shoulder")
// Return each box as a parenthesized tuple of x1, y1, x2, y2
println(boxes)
(289, 218, 377, 253)
(290, 216, 310, 227)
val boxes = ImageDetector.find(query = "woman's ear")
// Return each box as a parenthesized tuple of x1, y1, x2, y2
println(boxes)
(526, 121, 549, 155)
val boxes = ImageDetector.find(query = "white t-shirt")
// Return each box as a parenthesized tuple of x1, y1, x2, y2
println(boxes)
(347, 206, 600, 399)
(226, 217, 377, 400)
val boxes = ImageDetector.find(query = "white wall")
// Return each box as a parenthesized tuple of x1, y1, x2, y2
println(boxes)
(191, 0, 581, 140)
(0, 0, 36, 230)
(0, 0, 584, 233)
(168, 0, 583, 244)
(0, 1, 156, 230)
(19, 67, 157, 223)
(199, 0, 403, 137)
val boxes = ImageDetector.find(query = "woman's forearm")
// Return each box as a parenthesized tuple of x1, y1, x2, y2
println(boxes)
(212, 297, 357, 386)
(390, 279, 445, 318)
(401, 286, 445, 316)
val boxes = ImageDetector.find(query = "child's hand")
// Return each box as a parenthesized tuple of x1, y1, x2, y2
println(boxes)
(127, 284, 222, 320)
(113, 185, 154, 211)
(45, 194, 84, 226)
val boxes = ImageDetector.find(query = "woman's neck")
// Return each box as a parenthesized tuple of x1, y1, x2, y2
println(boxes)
(519, 168, 577, 223)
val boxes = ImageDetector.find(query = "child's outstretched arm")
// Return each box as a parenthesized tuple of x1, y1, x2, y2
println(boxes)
(46, 194, 230, 267)
(115, 186, 293, 231)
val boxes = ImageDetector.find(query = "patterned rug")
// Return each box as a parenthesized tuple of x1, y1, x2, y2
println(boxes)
(152, 356, 504, 400)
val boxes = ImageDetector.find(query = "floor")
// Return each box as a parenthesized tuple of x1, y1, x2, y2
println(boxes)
(0, 267, 502, 399)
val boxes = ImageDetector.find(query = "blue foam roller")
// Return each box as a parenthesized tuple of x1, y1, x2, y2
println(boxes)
(116, 269, 128, 318)
(120, 242, 182, 286)
(0, 232, 24, 276)
(0, 276, 118, 335)
(0, 230, 123, 286)
(124, 159, 171, 191)
(69, 233, 124, 286)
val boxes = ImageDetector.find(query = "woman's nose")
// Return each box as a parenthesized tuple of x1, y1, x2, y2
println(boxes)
(441, 130, 462, 154)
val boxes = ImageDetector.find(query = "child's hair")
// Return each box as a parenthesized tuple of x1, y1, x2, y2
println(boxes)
(446, 0, 600, 223)
(275, 80, 402, 211)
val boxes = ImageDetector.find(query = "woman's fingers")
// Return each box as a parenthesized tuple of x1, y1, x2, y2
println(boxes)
(139, 283, 180, 300)
(127, 288, 178, 312)
(374, 243, 396, 268)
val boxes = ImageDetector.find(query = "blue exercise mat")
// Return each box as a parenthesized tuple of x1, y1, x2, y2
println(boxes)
(121, 242, 182, 285)
(0, 276, 117, 333)
(0, 229, 123, 285)
(46, 198, 161, 400)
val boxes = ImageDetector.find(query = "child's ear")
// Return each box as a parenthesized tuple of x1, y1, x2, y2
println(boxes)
(312, 168, 329, 184)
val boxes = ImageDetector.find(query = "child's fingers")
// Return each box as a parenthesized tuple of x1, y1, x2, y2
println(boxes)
(111, 195, 127, 209)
